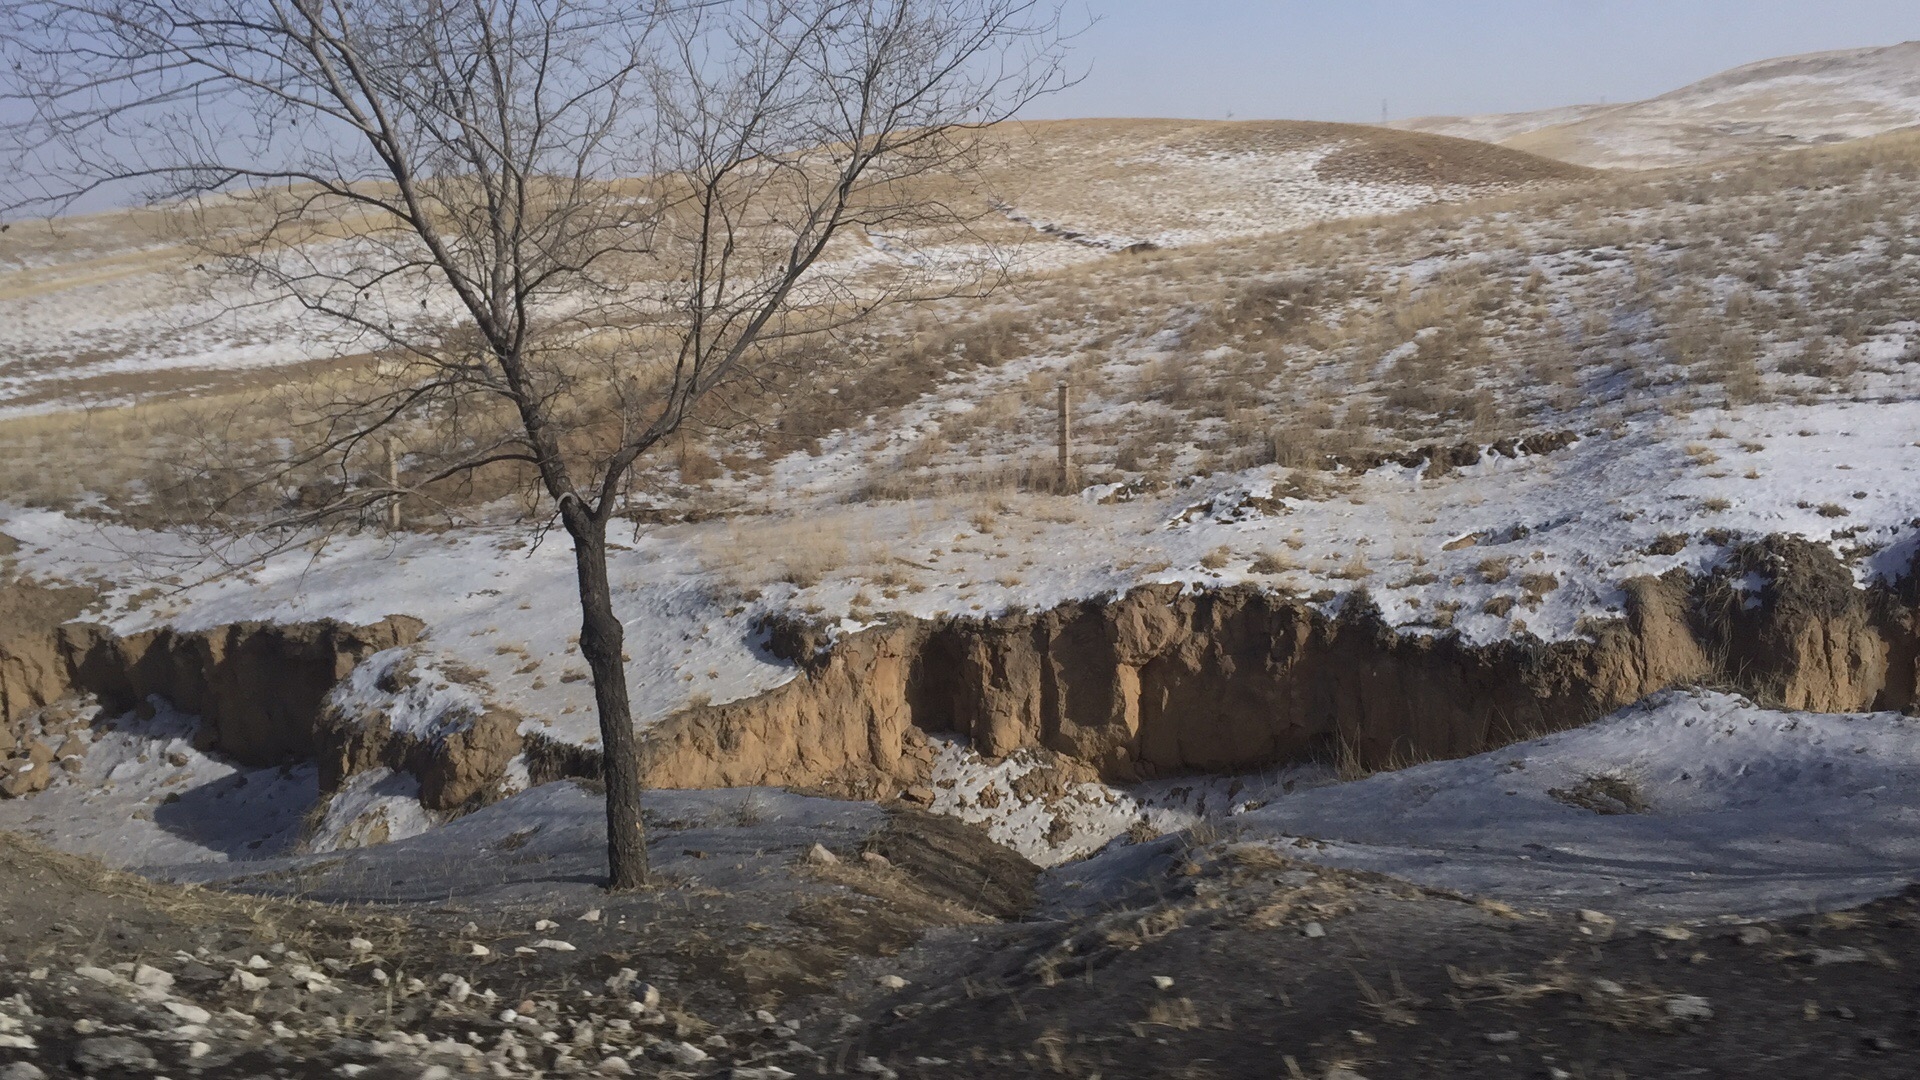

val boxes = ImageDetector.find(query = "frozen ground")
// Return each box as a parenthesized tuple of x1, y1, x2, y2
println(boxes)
(12, 687, 1918, 925)
(1223, 690, 1920, 920)
(0, 701, 319, 872)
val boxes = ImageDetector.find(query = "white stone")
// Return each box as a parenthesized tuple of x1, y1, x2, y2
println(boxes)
(606, 968, 640, 994)
(874, 974, 907, 989)
(133, 965, 174, 990)
(246, 955, 272, 971)
(164, 1002, 212, 1025)
(447, 978, 473, 1003)
(349, 937, 374, 954)
(188, 1041, 211, 1059)
(805, 843, 839, 865)
(661, 1041, 708, 1066)
(1302, 922, 1326, 938)
(579, 909, 603, 923)
(533, 919, 559, 931)
(1666, 995, 1714, 1022)
(1151, 975, 1174, 990)
(469, 944, 491, 957)
(533, 939, 577, 952)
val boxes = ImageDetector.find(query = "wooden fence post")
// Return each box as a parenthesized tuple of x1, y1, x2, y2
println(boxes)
(386, 435, 402, 530)
(1056, 382, 1073, 492)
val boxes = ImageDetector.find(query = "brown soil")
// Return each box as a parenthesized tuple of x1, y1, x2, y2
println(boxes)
(853, 849, 1920, 1079)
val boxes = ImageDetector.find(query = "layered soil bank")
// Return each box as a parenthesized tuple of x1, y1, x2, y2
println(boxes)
(6, 533, 1915, 810)
(562, 534, 1916, 798)
(1, 598, 422, 795)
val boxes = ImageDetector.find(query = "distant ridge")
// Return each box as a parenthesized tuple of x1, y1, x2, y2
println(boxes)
(1392, 41, 1920, 169)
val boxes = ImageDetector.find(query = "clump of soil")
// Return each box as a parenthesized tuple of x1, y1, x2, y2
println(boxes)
(1548, 774, 1650, 815)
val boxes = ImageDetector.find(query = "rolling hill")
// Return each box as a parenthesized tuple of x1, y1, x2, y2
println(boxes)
(1395, 40, 1920, 169)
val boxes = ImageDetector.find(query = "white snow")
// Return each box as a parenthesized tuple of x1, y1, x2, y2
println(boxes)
(1202, 691, 1920, 919)
(0, 700, 318, 870)
(308, 768, 442, 853)
(326, 648, 491, 741)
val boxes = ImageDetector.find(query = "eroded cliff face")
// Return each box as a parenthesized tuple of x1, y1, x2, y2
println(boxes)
(5, 533, 1916, 815)
(537, 535, 1920, 799)
(1, 588, 424, 796)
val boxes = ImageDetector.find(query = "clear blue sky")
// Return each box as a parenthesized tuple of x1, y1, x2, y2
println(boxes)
(1028, 1, 1920, 122)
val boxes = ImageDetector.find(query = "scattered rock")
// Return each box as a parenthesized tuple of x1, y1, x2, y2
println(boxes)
(1576, 909, 1614, 927)
(0, 1063, 48, 1080)
(860, 851, 892, 868)
(1484, 1031, 1520, 1044)
(230, 970, 270, 992)
(1650, 925, 1695, 941)
(533, 919, 559, 931)
(1151, 975, 1174, 991)
(1811, 946, 1869, 965)
(72, 1035, 159, 1073)
(658, 1041, 709, 1066)
(348, 936, 374, 954)
(731, 1068, 797, 1080)
(806, 843, 839, 866)
(875, 974, 908, 990)
(1302, 922, 1326, 939)
(579, 908, 603, 922)
(533, 939, 577, 952)
(1732, 926, 1772, 946)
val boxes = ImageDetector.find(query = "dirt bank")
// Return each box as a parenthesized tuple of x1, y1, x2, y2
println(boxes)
(1, 594, 423, 796)
(539, 534, 1920, 799)
(6, 534, 1915, 811)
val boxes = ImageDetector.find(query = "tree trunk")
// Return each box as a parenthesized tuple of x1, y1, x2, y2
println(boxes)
(565, 510, 650, 890)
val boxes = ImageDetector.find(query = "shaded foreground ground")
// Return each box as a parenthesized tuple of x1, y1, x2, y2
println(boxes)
(1, 782, 1916, 1079)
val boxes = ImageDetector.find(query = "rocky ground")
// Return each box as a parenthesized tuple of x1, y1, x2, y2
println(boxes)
(1, 789, 1916, 1080)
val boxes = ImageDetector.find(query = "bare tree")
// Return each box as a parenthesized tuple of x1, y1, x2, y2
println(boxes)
(1, 0, 1071, 889)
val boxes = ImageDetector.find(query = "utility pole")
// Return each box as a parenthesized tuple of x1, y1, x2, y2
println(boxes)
(1056, 382, 1073, 492)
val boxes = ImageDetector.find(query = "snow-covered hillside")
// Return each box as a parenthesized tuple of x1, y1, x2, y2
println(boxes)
(1396, 40, 1920, 169)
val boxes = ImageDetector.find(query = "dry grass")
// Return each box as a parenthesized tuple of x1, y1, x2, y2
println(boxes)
(13, 127, 1920, 529)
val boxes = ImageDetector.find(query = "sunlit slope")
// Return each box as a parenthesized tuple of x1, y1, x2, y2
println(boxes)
(1397, 41, 1920, 170)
